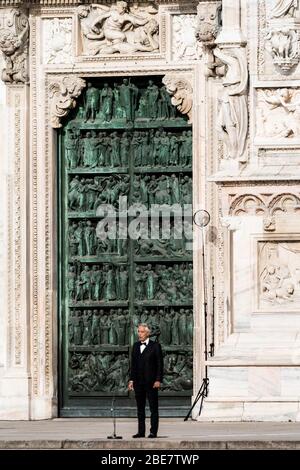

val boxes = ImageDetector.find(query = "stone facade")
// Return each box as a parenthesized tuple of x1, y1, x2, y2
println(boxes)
(0, 0, 300, 421)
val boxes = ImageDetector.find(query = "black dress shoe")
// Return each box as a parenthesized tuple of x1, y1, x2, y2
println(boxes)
(148, 433, 157, 438)
(132, 433, 145, 438)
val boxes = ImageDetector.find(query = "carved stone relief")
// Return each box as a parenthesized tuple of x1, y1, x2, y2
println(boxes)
(214, 46, 248, 162)
(256, 88, 300, 139)
(162, 75, 193, 123)
(77, 2, 159, 56)
(172, 14, 198, 61)
(265, 0, 300, 72)
(49, 76, 86, 128)
(43, 18, 72, 65)
(259, 240, 300, 309)
(0, 8, 29, 84)
(195, 1, 222, 76)
(268, 0, 299, 19)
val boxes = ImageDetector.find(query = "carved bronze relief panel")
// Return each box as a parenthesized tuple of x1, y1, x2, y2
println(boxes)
(59, 76, 193, 416)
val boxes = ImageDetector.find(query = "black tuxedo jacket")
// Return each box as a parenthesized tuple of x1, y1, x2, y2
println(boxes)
(130, 340, 163, 386)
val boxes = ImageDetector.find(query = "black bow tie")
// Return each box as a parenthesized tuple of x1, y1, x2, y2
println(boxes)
(141, 342, 147, 345)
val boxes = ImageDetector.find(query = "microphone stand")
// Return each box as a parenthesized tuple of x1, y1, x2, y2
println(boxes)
(184, 210, 210, 421)
(107, 395, 122, 439)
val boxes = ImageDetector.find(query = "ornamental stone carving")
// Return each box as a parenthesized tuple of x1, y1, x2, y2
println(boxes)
(259, 240, 300, 309)
(195, 0, 221, 45)
(43, 18, 72, 65)
(265, 0, 300, 72)
(0, 8, 29, 84)
(214, 46, 248, 162)
(49, 76, 86, 129)
(195, 1, 222, 76)
(162, 75, 193, 123)
(256, 88, 300, 139)
(172, 15, 198, 61)
(77, 1, 159, 56)
(229, 193, 300, 217)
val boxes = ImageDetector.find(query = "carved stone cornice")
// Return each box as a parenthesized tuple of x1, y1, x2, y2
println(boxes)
(0, 7, 29, 84)
(162, 74, 193, 123)
(0, 0, 199, 6)
(49, 76, 86, 128)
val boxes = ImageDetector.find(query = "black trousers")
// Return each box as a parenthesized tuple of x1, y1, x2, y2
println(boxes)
(134, 383, 159, 436)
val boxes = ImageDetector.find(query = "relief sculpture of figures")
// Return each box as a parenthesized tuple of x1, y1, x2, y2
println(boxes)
(256, 88, 300, 139)
(259, 241, 300, 309)
(63, 76, 193, 405)
(214, 47, 248, 163)
(269, 0, 298, 18)
(78, 2, 159, 56)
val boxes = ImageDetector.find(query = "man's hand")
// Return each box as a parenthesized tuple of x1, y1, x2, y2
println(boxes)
(128, 380, 134, 391)
(153, 381, 160, 389)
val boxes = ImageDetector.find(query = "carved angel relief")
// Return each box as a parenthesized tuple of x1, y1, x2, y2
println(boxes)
(0, 8, 29, 84)
(77, 1, 159, 56)
(256, 88, 300, 139)
(162, 75, 193, 123)
(49, 77, 86, 128)
(265, 0, 300, 72)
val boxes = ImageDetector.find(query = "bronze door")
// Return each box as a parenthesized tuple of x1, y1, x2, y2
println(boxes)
(58, 76, 193, 416)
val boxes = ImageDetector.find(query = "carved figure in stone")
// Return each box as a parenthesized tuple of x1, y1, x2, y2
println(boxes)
(214, 47, 248, 162)
(259, 241, 300, 308)
(0, 8, 29, 84)
(43, 18, 72, 65)
(195, 1, 221, 44)
(172, 15, 198, 61)
(78, 1, 159, 55)
(50, 76, 86, 128)
(84, 82, 100, 122)
(162, 75, 193, 123)
(270, 0, 298, 18)
(258, 88, 300, 138)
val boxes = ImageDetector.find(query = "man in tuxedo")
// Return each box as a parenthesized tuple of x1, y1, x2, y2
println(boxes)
(128, 323, 163, 438)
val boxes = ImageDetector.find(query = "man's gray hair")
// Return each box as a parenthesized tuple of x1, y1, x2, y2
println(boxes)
(138, 323, 151, 333)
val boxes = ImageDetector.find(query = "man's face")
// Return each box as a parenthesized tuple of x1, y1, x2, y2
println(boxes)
(138, 326, 150, 342)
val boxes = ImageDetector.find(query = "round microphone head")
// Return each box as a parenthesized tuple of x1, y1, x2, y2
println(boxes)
(193, 209, 210, 228)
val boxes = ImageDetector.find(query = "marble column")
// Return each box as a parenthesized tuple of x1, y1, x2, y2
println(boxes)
(0, 7, 31, 419)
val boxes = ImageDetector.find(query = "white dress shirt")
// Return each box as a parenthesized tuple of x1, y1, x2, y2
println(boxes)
(140, 337, 149, 353)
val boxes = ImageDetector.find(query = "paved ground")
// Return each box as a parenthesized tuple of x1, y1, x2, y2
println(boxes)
(1, 419, 300, 449)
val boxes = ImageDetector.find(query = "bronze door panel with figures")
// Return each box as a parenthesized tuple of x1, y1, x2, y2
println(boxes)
(58, 76, 193, 416)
